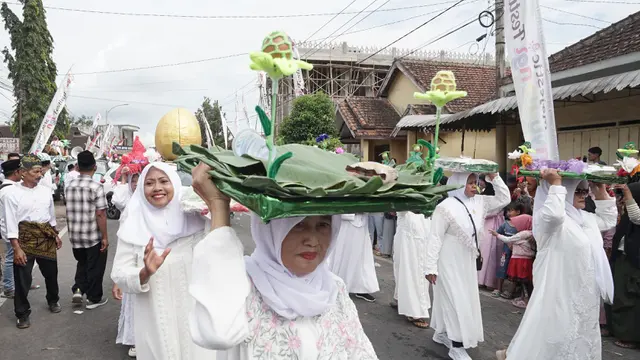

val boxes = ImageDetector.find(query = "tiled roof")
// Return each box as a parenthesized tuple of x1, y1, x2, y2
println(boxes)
(0, 125, 15, 138)
(549, 11, 640, 73)
(337, 97, 401, 139)
(405, 104, 438, 115)
(398, 60, 497, 112)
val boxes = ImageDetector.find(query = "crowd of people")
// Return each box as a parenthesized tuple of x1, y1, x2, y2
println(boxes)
(0, 145, 638, 360)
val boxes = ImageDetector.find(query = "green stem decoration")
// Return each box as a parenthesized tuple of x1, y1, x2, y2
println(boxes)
(268, 79, 279, 164)
(432, 106, 442, 183)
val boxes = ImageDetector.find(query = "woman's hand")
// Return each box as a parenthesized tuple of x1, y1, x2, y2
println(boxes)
(590, 182, 609, 200)
(425, 274, 437, 285)
(112, 283, 123, 300)
(540, 168, 561, 185)
(489, 229, 499, 237)
(615, 184, 634, 202)
(140, 238, 171, 285)
(192, 162, 231, 229)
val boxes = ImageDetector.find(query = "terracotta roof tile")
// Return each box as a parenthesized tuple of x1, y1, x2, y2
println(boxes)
(549, 11, 640, 73)
(406, 104, 438, 115)
(337, 97, 400, 138)
(399, 60, 497, 112)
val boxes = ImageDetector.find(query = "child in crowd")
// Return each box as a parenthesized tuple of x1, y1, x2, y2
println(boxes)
(491, 214, 535, 308)
(493, 202, 524, 298)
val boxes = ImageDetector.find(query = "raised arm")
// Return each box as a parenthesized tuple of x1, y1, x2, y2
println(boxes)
(495, 230, 533, 244)
(189, 163, 251, 350)
(484, 174, 511, 215)
(111, 184, 130, 211)
(424, 205, 450, 278)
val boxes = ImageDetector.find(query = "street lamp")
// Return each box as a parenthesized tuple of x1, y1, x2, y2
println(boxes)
(105, 103, 129, 125)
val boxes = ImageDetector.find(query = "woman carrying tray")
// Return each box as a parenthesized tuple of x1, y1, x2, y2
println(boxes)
(496, 169, 617, 360)
(188, 163, 378, 359)
(425, 170, 511, 360)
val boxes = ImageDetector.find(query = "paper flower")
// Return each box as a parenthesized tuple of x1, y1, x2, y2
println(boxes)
(521, 154, 533, 167)
(335, 147, 344, 154)
(617, 156, 640, 173)
(316, 133, 329, 143)
(249, 31, 313, 80)
(413, 71, 468, 108)
(617, 142, 639, 159)
(508, 150, 523, 160)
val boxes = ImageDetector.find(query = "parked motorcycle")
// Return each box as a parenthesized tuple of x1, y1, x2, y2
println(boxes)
(105, 191, 121, 220)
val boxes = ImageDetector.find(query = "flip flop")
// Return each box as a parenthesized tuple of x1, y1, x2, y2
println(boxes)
(407, 317, 429, 329)
(614, 340, 638, 349)
(511, 299, 527, 309)
(491, 290, 501, 297)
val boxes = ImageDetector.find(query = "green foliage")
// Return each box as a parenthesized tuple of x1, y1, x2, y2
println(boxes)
(279, 92, 338, 144)
(303, 136, 344, 152)
(195, 97, 225, 147)
(1, 0, 68, 152)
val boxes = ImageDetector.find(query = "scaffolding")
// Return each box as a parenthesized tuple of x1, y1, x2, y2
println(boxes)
(267, 41, 495, 125)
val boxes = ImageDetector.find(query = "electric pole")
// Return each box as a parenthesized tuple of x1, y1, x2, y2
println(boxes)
(494, 0, 507, 174)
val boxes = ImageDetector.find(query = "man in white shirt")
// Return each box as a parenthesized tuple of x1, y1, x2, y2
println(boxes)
(3, 155, 62, 329)
(0, 158, 21, 299)
(64, 163, 79, 191)
(39, 154, 56, 196)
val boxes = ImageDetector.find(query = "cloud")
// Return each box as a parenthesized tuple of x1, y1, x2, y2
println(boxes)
(0, 0, 638, 140)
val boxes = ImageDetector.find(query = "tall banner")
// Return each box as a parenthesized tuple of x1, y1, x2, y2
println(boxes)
(30, 68, 74, 154)
(503, 0, 558, 160)
(220, 112, 230, 149)
(291, 41, 306, 97)
(96, 124, 113, 159)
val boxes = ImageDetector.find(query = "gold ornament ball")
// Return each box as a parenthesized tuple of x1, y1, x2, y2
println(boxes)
(155, 108, 202, 160)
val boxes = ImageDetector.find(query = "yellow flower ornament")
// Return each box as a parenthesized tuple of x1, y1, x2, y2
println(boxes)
(413, 71, 468, 108)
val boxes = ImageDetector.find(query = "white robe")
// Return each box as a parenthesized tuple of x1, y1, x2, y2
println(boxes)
(393, 212, 431, 318)
(41, 170, 56, 195)
(425, 176, 510, 348)
(189, 227, 378, 359)
(328, 214, 380, 294)
(111, 231, 217, 360)
(505, 185, 617, 360)
(111, 183, 132, 212)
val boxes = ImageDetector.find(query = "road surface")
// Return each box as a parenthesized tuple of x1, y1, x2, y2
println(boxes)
(0, 209, 636, 359)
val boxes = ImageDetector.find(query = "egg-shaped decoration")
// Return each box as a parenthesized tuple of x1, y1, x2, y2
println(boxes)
(155, 108, 202, 161)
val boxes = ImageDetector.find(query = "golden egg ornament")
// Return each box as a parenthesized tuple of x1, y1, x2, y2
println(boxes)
(155, 108, 202, 161)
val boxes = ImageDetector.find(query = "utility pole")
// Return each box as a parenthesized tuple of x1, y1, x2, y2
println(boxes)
(18, 101, 22, 153)
(494, 0, 508, 175)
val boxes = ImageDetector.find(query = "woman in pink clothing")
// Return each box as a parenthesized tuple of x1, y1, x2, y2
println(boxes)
(490, 214, 535, 309)
(477, 177, 505, 290)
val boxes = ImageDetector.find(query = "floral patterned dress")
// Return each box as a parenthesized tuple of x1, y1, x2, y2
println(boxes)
(189, 227, 379, 360)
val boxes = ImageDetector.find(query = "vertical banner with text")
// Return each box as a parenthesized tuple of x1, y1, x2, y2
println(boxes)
(30, 68, 74, 154)
(503, 0, 558, 160)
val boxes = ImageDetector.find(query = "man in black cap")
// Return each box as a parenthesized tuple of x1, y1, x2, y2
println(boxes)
(0, 158, 20, 299)
(65, 150, 109, 309)
(3, 154, 62, 329)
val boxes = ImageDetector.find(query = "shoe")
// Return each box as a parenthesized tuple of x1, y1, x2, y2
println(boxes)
(72, 289, 83, 304)
(1, 290, 14, 299)
(49, 302, 62, 313)
(30, 284, 40, 290)
(16, 317, 30, 329)
(496, 349, 507, 360)
(86, 297, 108, 310)
(354, 293, 376, 302)
(433, 332, 452, 348)
(128, 346, 137, 358)
(448, 347, 472, 360)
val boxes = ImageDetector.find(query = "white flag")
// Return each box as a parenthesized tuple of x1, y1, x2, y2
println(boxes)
(503, 0, 558, 160)
(30, 68, 74, 154)
(91, 113, 102, 133)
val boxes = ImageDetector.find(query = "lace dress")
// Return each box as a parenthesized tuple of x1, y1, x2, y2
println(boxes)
(189, 227, 379, 360)
(505, 186, 617, 359)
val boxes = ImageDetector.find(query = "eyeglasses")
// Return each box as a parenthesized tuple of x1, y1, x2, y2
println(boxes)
(574, 189, 589, 197)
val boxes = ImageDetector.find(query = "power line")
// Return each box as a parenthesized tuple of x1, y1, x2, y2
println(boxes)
(305, 0, 392, 59)
(356, 0, 469, 65)
(302, 0, 383, 58)
(70, 95, 182, 108)
(563, 0, 640, 4)
(3, 1, 468, 19)
(74, 88, 209, 93)
(66, 53, 247, 76)
(397, 16, 480, 60)
(299, 0, 358, 44)
(543, 18, 603, 29)
(540, 5, 612, 24)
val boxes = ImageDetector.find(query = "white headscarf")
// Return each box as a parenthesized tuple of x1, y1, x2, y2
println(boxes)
(244, 213, 342, 320)
(443, 172, 483, 240)
(117, 162, 204, 250)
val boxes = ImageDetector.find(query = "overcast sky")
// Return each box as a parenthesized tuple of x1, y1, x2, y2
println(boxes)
(0, 0, 638, 146)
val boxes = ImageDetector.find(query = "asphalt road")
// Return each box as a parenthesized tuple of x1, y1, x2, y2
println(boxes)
(0, 209, 637, 359)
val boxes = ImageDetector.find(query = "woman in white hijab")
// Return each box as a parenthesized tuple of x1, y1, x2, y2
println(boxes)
(110, 162, 217, 360)
(425, 171, 510, 360)
(111, 169, 141, 358)
(188, 163, 378, 359)
(496, 169, 616, 360)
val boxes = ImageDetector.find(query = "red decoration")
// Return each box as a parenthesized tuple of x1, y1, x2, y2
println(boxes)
(113, 136, 150, 183)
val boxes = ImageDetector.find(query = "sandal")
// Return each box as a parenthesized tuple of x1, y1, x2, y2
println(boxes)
(407, 317, 429, 329)
(500, 291, 513, 299)
(491, 290, 501, 297)
(389, 301, 398, 309)
(600, 326, 611, 337)
(511, 299, 527, 309)
(614, 340, 638, 349)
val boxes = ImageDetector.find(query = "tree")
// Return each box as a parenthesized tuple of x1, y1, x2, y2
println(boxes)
(57, 114, 93, 138)
(1, 0, 68, 152)
(195, 97, 225, 147)
(279, 92, 338, 144)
